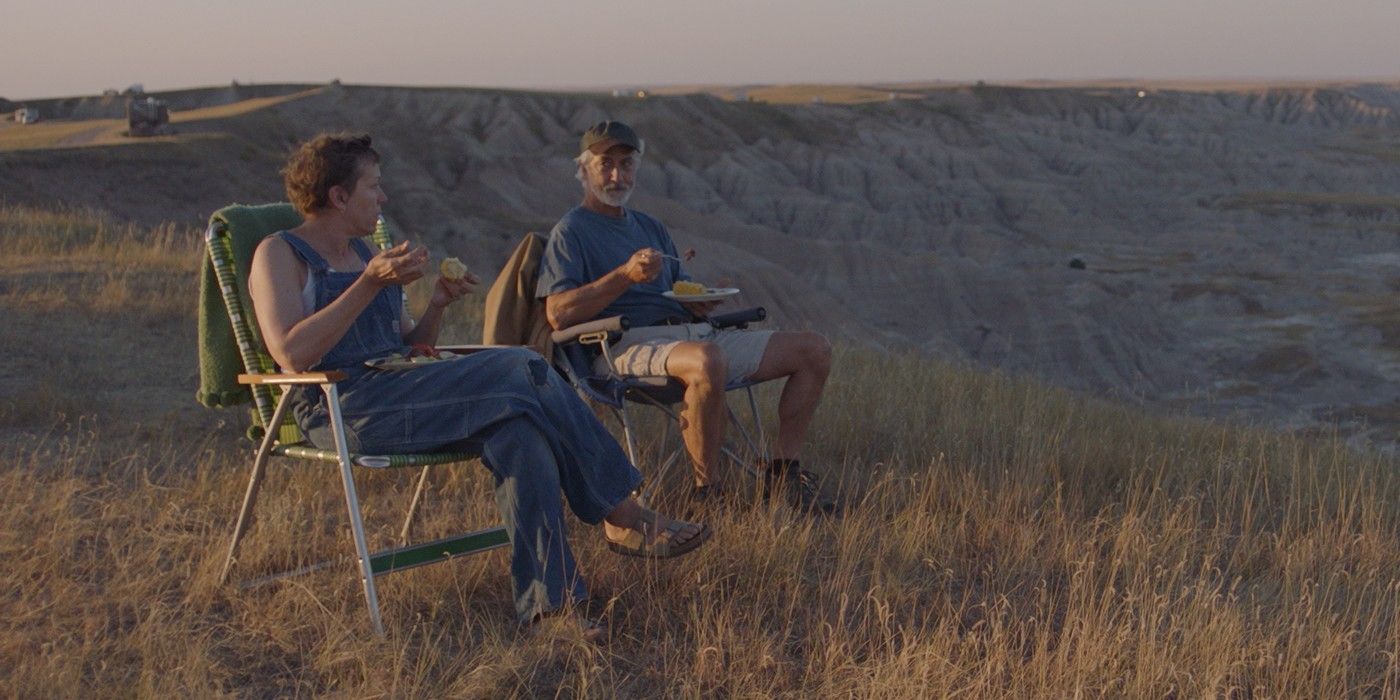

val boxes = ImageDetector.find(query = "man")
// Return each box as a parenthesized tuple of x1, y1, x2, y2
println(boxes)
(536, 120, 836, 514)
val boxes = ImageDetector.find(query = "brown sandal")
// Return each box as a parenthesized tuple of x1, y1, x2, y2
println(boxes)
(605, 514, 712, 559)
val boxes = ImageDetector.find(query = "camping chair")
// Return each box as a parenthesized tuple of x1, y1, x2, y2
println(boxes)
(550, 308, 773, 499)
(200, 203, 507, 637)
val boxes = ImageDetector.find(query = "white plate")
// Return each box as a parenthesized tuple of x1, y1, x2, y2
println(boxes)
(662, 287, 740, 302)
(365, 351, 457, 371)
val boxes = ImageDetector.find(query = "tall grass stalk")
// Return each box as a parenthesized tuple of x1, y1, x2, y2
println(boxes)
(1, 210, 1396, 696)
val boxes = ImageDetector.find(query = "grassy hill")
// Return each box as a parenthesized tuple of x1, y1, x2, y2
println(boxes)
(8, 81, 1400, 452)
(1, 206, 1396, 696)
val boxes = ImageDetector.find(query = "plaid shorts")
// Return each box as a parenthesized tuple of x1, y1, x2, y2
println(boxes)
(596, 323, 775, 385)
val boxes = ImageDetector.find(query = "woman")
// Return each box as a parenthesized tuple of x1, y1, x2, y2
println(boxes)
(248, 132, 708, 638)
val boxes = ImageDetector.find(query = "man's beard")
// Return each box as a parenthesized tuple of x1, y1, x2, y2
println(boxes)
(592, 182, 633, 207)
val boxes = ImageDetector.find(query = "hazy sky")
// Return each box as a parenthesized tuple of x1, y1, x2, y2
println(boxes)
(5, 0, 1400, 100)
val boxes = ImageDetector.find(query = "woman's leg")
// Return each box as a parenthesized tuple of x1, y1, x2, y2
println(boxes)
(474, 416, 588, 624)
(514, 351, 643, 523)
(499, 354, 706, 554)
(325, 350, 682, 617)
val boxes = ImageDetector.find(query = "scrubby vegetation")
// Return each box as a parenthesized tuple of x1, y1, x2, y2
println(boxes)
(1, 208, 1396, 696)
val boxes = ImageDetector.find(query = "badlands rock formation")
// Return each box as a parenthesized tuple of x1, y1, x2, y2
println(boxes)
(5, 82, 1400, 444)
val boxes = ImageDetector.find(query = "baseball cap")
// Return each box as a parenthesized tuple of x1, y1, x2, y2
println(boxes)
(580, 120, 643, 154)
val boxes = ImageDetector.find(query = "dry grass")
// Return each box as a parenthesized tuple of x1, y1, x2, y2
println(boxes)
(0, 204, 199, 266)
(0, 118, 130, 152)
(0, 89, 320, 153)
(1, 210, 1398, 697)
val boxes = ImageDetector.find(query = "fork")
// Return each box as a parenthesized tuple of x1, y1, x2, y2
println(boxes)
(660, 252, 696, 263)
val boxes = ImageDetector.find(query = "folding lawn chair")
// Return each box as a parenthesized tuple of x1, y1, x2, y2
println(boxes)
(199, 203, 508, 636)
(549, 309, 773, 498)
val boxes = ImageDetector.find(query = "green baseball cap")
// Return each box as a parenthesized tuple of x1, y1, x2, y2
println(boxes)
(580, 120, 643, 154)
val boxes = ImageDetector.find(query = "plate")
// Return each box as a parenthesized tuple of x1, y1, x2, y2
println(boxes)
(662, 287, 740, 302)
(365, 351, 457, 371)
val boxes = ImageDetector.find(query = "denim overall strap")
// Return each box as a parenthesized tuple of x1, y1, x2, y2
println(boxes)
(276, 230, 331, 273)
(276, 231, 405, 371)
(347, 237, 377, 265)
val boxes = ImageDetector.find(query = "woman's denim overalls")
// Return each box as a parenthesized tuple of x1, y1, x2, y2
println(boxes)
(278, 231, 642, 622)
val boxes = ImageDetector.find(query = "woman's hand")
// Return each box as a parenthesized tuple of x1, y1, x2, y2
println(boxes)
(407, 266, 479, 346)
(429, 268, 480, 309)
(363, 241, 429, 287)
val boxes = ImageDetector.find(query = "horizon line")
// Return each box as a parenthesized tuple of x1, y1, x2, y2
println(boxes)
(10, 75, 1400, 103)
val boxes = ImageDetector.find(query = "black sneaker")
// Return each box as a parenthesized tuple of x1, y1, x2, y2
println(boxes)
(763, 460, 840, 517)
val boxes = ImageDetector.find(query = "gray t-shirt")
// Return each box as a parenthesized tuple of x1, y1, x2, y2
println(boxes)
(536, 206, 691, 327)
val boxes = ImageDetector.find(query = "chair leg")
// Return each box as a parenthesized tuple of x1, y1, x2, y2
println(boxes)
(651, 409, 686, 494)
(612, 404, 650, 505)
(716, 386, 769, 481)
(324, 383, 386, 637)
(616, 404, 642, 468)
(220, 389, 296, 585)
(745, 385, 769, 466)
(399, 465, 432, 545)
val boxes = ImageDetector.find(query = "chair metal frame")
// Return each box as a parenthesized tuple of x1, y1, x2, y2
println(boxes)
(205, 209, 508, 637)
(550, 310, 773, 497)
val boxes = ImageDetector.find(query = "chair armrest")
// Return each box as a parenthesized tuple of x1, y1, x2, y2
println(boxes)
(551, 316, 630, 345)
(709, 307, 766, 330)
(238, 371, 347, 385)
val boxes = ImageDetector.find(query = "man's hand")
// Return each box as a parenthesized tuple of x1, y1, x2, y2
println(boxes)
(680, 299, 724, 318)
(679, 272, 727, 318)
(363, 241, 429, 287)
(620, 248, 663, 283)
(429, 268, 480, 309)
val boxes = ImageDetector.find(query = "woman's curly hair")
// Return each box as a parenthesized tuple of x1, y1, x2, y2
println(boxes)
(282, 132, 380, 215)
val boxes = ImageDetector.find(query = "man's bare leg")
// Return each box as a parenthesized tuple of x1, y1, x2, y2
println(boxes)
(747, 331, 833, 460)
(664, 341, 728, 487)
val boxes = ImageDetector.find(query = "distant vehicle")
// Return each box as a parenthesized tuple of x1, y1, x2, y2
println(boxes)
(14, 107, 39, 124)
(126, 96, 171, 137)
